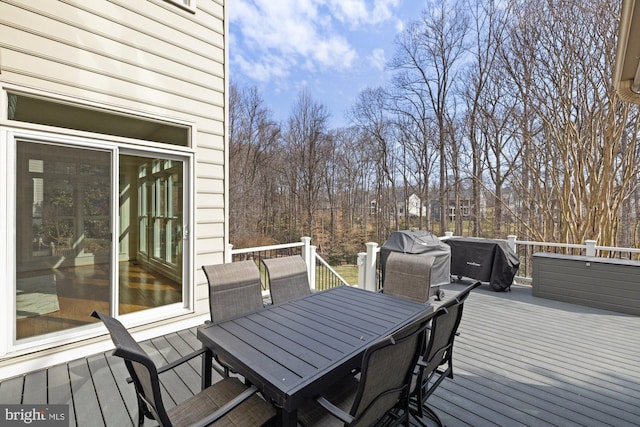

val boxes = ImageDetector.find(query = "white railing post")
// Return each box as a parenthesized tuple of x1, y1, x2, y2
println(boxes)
(301, 236, 312, 266)
(225, 243, 233, 263)
(300, 236, 313, 289)
(357, 252, 366, 289)
(309, 245, 317, 290)
(365, 242, 379, 292)
(585, 240, 597, 257)
(507, 235, 517, 253)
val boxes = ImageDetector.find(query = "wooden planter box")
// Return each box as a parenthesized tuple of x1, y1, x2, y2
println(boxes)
(532, 252, 640, 315)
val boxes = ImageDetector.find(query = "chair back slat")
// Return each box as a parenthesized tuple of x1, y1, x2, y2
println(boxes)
(383, 252, 434, 303)
(423, 282, 479, 372)
(202, 261, 264, 323)
(262, 255, 311, 304)
(422, 304, 460, 373)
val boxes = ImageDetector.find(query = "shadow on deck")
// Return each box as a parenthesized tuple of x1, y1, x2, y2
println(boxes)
(1, 282, 639, 426)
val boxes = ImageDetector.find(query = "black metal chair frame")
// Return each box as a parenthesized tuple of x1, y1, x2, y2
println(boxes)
(410, 281, 482, 426)
(91, 310, 275, 427)
(297, 310, 435, 427)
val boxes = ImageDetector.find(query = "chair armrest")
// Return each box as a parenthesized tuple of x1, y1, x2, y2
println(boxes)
(158, 347, 229, 379)
(158, 347, 209, 375)
(315, 396, 355, 424)
(186, 385, 260, 427)
(127, 348, 209, 383)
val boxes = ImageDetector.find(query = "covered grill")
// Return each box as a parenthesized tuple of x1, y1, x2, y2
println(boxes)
(445, 237, 520, 291)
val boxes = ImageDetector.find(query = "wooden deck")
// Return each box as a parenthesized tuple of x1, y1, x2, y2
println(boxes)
(1, 282, 639, 427)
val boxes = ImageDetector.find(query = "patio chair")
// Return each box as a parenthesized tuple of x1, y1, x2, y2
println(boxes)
(409, 281, 482, 426)
(296, 310, 434, 427)
(202, 261, 265, 376)
(383, 252, 435, 303)
(261, 255, 311, 304)
(90, 311, 276, 427)
(202, 261, 264, 323)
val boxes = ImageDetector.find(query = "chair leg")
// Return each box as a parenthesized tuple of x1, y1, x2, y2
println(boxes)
(136, 395, 148, 427)
(409, 393, 447, 427)
(422, 405, 444, 427)
(137, 403, 144, 427)
(134, 391, 158, 427)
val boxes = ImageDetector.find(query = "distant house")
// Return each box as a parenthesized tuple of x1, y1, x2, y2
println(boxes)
(397, 193, 428, 217)
(392, 191, 475, 222)
(0, 1, 227, 379)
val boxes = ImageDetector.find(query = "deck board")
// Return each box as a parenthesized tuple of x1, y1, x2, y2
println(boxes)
(103, 352, 143, 426)
(68, 358, 105, 427)
(47, 363, 77, 427)
(150, 335, 200, 395)
(87, 353, 133, 427)
(21, 369, 47, 404)
(0, 375, 23, 404)
(1, 283, 639, 427)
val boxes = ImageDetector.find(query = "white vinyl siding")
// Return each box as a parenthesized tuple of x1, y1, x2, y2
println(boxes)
(0, 0, 227, 373)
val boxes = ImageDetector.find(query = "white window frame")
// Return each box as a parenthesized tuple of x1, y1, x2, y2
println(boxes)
(163, 0, 196, 14)
(0, 127, 195, 358)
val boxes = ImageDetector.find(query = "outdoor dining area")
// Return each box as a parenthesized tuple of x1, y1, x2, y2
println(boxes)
(1, 254, 639, 426)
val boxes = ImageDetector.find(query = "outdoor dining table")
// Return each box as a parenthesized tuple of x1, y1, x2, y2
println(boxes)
(197, 284, 433, 427)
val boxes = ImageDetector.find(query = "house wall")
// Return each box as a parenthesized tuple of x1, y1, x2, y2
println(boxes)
(0, 0, 227, 377)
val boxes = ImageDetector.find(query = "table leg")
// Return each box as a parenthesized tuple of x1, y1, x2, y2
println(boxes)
(277, 408, 297, 427)
(201, 346, 212, 390)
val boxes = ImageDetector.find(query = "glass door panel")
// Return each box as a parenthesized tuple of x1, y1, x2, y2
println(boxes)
(15, 141, 112, 340)
(118, 155, 183, 315)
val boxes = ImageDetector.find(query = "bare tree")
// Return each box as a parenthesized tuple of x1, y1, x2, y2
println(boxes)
(332, 127, 374, 235)
(284, 89, 332, 239)
(503, 0, 640, 245)
(390, 0, 469, 234)
(395, 114, 438, 230)
(463, 0, 512, 236)
(228, 82, 281, 245)
(350, 87, 400, 240)
(478, 65, 521, 236)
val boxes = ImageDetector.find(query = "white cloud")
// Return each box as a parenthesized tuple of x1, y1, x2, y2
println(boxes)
(233, 52, 291, 83)
(230, 1, 413, 127)
(368, 48, 386, 71)
(231, 0, 357, 74)
(326, 0, 400, 27)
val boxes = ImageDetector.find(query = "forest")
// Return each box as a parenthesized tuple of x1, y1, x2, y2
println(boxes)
(228, 0, 640, 264)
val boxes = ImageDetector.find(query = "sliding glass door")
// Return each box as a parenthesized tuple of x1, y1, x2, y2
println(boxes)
(14, 137, 188, 341)
(15, 141, 113, 339)
(118, 155, 183, 315)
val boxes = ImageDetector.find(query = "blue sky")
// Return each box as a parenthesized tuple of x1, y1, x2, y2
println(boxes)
(229, 0, 422, 129)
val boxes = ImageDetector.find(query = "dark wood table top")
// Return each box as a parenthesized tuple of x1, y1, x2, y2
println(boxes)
(197, 285, 432, 426)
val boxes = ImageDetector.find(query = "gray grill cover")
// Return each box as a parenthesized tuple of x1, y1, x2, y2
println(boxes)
(380, 230, 451, 286)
